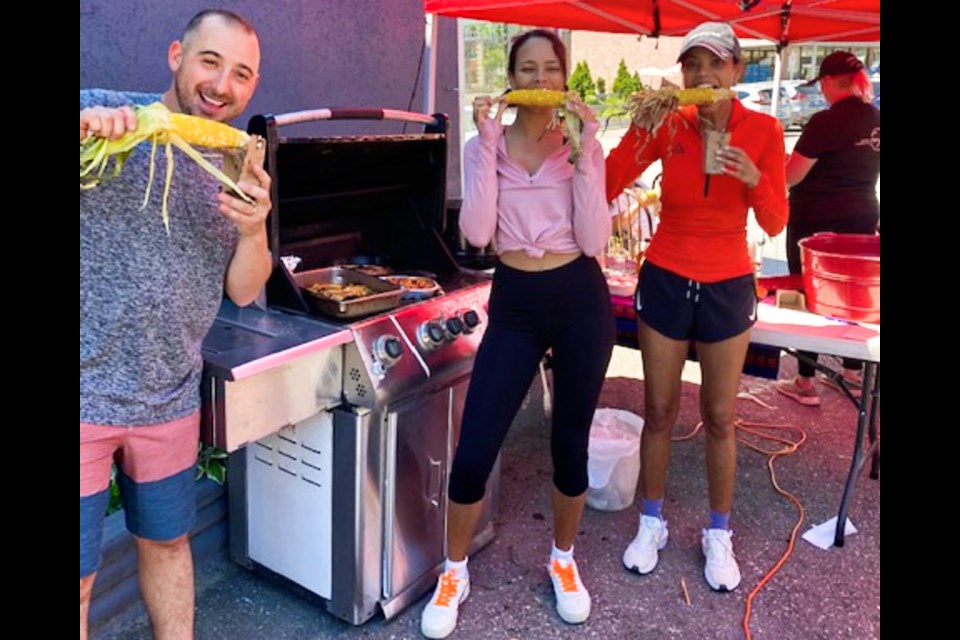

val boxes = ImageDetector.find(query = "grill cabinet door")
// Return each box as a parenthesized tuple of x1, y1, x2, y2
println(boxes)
(384, 388, 449, 600)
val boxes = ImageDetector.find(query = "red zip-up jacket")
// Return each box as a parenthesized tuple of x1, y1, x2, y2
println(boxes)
(606, 100, 788, 283)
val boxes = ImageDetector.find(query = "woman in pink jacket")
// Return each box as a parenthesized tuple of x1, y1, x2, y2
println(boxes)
(420, 29, 614, 639)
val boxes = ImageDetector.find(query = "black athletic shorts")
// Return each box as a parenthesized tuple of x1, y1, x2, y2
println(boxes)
(635, 260, 757, 343)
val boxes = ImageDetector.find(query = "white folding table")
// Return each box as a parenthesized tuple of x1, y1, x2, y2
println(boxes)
(751, 303, 880, 546)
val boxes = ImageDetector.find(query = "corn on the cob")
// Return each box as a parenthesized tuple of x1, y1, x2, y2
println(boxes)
(169, 112, 250, 149)
(502, 89, 587, 164)
(80, 102, 254, 232)
(626, 87, 736, 140)
(675, 87, 736, 106)
(503, 89, 567, 108)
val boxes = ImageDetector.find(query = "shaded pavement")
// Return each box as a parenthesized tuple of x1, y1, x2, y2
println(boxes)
(98, 346, 880, 639)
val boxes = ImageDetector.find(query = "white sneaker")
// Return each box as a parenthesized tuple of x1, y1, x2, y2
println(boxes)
(420, 568, 470, 639)
(622, 515, 669, 574)
(548, 557, 591, 624)
(701, 528, 742, 592)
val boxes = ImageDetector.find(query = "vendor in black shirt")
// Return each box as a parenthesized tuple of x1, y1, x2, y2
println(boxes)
(776, 51, 880, 407)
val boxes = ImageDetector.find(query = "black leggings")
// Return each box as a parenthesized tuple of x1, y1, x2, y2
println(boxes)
(449, 256, 616, 504)
(787, 214, 877, 377)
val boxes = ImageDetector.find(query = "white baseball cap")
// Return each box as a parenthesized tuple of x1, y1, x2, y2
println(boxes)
(678, 22, 741, 62)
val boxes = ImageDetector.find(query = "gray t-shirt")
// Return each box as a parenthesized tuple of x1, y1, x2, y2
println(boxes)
(80, 90, 238, 425)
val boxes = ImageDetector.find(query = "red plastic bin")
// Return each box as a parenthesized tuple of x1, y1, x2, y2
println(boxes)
(799, 233, 880, 323)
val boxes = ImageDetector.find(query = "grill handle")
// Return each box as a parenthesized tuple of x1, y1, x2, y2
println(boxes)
(272, 108, 439, 128)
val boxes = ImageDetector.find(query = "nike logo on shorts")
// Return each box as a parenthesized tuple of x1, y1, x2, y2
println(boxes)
(748, 299, 757, 322)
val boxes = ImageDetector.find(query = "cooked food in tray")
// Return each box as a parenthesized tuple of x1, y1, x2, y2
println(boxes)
(341, 264, 392, 277)
(293, 267, 404, 318)
(382, 276, 438, 291)
(307, 282, 374, 302)
(380, 275, 441, 300)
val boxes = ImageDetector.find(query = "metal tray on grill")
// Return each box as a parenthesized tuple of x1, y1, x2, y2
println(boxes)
(293, 267, 404, 319)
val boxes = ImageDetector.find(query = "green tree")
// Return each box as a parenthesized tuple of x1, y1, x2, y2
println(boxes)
(483, 45, 507, 89)
(612, 59, 643, 97)
(569, 60, 596, 100)
(596, 77, 607, 96)
(463, 21, 512, 93)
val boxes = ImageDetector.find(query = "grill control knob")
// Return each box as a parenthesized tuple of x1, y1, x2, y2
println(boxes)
(461, 309, 481, 332)
(418, 321, 446, 350)
(445, 317, 464, 337)
(374, 335, 403, 368)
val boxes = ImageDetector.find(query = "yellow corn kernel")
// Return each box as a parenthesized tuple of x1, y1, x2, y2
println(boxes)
(169, 113, 250, 149)
(676, 88, 735, 106)
(504, 89, 567, 108)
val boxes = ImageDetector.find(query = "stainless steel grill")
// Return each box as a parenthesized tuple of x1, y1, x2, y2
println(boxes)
(201, 108, 496, 625)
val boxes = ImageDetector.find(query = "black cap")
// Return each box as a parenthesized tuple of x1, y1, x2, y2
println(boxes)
(804, 51, 864, 85)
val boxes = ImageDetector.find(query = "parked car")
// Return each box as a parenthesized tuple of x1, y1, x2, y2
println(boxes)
(735, 81, 804, 130)
(788, 75, 879, 128)
(790, 83, 828, 127)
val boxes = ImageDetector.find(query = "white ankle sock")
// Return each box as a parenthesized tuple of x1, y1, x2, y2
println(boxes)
(551, 543, 574, 563)
(444, 557, 469, 579)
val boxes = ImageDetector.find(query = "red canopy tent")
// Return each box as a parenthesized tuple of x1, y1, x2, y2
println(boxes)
(420, 1, 878, 114)
(424, 1, 880, 46)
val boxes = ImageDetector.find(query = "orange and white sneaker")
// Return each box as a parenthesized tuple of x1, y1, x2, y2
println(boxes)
(548, 557, 591, 624)
(420, 567, 470, 639)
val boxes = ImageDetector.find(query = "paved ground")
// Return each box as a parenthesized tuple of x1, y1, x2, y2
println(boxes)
(97, 346, 880, 640)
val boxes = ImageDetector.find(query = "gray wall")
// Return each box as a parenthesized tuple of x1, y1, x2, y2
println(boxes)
(80, 1, 462, 198)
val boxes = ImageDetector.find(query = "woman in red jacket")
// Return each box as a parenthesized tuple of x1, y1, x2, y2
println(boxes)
(605, 22, 788, 592)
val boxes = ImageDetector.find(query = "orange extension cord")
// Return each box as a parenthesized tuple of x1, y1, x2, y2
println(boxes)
(673, 419, 808, 640)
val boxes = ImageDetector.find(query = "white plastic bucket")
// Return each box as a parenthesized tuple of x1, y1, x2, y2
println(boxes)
(586, 408, 644, 511)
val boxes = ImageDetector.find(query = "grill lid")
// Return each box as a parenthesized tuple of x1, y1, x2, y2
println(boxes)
(247, 109, 460, 316)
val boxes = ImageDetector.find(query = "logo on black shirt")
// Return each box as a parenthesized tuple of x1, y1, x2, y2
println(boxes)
(855, 127, 880, 152)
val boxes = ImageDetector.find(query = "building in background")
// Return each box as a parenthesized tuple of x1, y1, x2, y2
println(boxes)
(569, 30, 879, 88)
(459, 21, 878, 97)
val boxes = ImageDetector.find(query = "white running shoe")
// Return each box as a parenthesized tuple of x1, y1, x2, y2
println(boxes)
(701, 528, 742, 592)
(548, 557, 591, 624)
(420, 567, 471, 639)
(622, 515, 669, 575)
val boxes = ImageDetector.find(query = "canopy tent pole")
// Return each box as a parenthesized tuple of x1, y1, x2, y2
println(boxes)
(771, 48, 785, 118)
(423, 13, 439, 114)
(769, 0, 791, 119)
